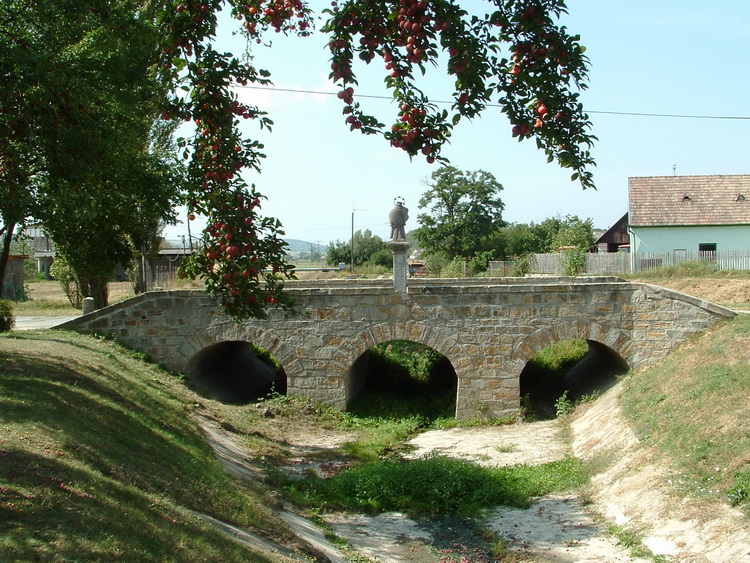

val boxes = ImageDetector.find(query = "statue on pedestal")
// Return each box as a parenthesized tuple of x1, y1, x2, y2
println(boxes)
(388, 197, 409, 241)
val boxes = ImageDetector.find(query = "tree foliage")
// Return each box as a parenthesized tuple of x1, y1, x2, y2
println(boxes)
(549, 214, 595, 250)
(415, 166, 505, 261)
(2, 0, 596, 321)
(322, 0, 596, 186)
(0, 1, 180, 308)
(501, 214, 594, 258)
(326, 229, 388, 267)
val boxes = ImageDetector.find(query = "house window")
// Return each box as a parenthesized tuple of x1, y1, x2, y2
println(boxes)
(698, 243, 717, 252)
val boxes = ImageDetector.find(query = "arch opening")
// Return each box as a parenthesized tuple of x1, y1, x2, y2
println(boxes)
(186, 341, 286, 404)
(520, 338, 629, 419)
(347, 340, 458, 420)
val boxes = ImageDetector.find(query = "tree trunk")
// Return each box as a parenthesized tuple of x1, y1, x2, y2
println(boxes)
(0, 222, 17, 298)
(79, 276, 109, 309)
(132, 256, 147, 295)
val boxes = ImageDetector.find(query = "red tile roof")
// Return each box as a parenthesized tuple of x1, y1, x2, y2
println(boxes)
(629, 175, 750, 226)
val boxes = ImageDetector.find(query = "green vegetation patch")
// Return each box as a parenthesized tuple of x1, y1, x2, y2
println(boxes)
(524, 338, 588, 382)
(287, 455, 586, 517)
(621, 315, 750, 513)
(0, 300, 14, 332)
(362, 340, 455, 395)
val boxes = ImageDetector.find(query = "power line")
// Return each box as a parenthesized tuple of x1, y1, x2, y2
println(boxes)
(238, 84, 750, 121)
(585, 109, 750, 121)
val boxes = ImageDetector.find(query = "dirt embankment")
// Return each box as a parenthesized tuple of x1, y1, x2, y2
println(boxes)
(630, 277, 750, 308)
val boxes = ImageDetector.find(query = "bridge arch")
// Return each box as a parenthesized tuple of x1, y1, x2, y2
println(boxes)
(513, 320, 633, 368)
(333, 322, 467, 414)
(514, 321, 632, 417)
(182, 322, 300, 404)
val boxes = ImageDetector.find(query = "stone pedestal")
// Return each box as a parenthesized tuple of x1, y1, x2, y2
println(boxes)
(82, 297, 96, 315)
(388, 240, 411, 292)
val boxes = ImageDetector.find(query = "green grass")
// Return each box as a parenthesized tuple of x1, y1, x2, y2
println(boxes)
(283, 455, 586, 517)
(10, 298, 79, 316)
(0, 331, 301, 561)
(606, 524, 669, 561)
(524, 338, 588, 382)
(621, 315, 750, 513)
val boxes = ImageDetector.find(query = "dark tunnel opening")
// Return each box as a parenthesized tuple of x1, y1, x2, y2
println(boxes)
(186, 341, 286, 405)
(347, 340, 458, 420)
(520, 338, 630, 419)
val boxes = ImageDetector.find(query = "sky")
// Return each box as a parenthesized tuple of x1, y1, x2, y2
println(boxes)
(164, 0, 750, 247)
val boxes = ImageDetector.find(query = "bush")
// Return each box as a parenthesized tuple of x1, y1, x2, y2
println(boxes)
(440, 257, 468, 278)
(467, 251, 494, 275)
(512, 254, 532, 276)
(50, 254, 83, 309)
(368, 249, 392, 268)
(0, 300, 15, 332)
(560, 248, 586, 275)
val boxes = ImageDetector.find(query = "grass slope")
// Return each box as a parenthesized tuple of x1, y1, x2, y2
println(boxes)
(621, 314, 750, 513)
(0, 331, 301, 562)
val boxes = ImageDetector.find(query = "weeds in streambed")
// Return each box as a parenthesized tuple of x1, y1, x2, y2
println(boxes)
(280, 454, 586, 517)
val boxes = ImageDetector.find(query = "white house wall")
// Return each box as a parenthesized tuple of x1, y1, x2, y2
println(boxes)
(631, 225, 750, 253)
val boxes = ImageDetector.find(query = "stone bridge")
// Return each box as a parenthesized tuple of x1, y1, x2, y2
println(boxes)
(58, 277, 734, 420)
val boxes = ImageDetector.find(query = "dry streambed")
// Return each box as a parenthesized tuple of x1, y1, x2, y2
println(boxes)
(200, 385, 750, 562)
(321, 413, 649, 563)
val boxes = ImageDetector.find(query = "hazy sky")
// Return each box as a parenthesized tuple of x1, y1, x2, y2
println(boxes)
(165, 0, 750, 246)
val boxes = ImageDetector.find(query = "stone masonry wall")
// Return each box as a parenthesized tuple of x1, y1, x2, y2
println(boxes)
(58, 278, 735, 421)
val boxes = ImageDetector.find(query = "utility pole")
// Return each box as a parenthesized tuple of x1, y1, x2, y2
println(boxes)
(350, 207, 365, 273)
(350, 210, 354, 273)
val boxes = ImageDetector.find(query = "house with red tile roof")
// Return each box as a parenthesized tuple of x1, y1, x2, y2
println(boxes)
(628, 174, 750, 254)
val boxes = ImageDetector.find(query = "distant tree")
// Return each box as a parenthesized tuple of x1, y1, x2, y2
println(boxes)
(550, 215, 594, 275)
(415, 166, 506, 261)
(500, 223, 544, 257)
(326, 229, 388, 267)
(369, 248, 393, 268)
(326, 240, 347, 267)
(549, 215, 595, 250)
(495, 215, 594, 260)
(130, 122, 187, 295)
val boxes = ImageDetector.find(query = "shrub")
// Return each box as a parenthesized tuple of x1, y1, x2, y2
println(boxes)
(467, 251, 494, 275)
(50, 254, 83, 309)
(439, 257, 467, 278)
(0, 300, 15, 332)
(560, 248, 586, 275)
(368, 249, 392, 268)
(511, 254, 532, 276)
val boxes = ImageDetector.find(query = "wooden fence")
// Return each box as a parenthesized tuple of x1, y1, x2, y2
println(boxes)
(526, 250, 750, 276)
